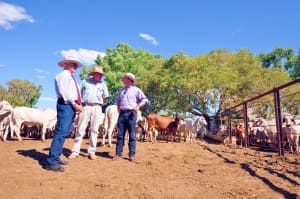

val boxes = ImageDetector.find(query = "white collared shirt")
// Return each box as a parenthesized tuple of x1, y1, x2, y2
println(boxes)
(55, 70, 80, 103)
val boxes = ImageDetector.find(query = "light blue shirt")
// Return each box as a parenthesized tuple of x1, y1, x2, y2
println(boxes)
(55, 70, 79, 104)
(116, 85, 147, 110)
(80, 78, 109, 104)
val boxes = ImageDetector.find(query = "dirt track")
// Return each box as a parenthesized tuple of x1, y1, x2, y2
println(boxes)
(0, 138, 299, 199)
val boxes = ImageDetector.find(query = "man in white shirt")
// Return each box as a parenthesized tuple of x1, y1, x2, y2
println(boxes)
(45, 55, 83, 172)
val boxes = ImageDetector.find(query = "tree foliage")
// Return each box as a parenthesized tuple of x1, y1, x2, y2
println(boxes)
(77, 43, 296, 116)
(93, 43, 161, 107)
(0, 79, 42, 107)
(259, 47, 300, 79)
(2, 43, 297, 115)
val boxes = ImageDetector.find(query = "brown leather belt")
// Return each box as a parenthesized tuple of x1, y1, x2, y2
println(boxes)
(83, 102, 101, 106)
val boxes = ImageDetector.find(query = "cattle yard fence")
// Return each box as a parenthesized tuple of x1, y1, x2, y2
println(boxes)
(222, 77, 300, 157)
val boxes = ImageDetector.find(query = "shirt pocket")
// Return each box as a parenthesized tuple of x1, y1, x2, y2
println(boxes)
(97, 88, 104, 100)
(127, 93, 137, 103)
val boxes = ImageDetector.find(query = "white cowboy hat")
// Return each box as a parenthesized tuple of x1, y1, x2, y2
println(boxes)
(88, 66, 105, 76)
(58, 55, 82, 68)
(122, 72, 136, 83)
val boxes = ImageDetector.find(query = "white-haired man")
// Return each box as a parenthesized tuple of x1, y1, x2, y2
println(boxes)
(45, 56, 83, 172)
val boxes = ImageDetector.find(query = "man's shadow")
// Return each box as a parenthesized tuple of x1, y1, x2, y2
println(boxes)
(17, 148, 71, 167)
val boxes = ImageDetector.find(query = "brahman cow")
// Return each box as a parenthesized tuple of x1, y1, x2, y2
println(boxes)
(101, 105, 119, 147)
(6, 107, 57, 141)
(184, 116, 208, 143)
(0, 110, 11, 140)
(101, 104, 142, 147)
(146, 114, 181, 143)
(283, 115, 300, 153)
(0, 100, 13, 112)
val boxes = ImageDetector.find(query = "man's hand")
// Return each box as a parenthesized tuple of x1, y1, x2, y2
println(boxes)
(73, 104, 83, 112)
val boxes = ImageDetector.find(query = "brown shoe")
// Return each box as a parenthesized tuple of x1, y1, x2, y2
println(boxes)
(129, 156, 135, 162)
(112, 156, 121, 161)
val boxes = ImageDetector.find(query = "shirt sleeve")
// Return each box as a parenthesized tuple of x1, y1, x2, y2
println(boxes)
(137, 88, 148, 103)
(102, 83, 109, 98)
(55, 71, 77, 103)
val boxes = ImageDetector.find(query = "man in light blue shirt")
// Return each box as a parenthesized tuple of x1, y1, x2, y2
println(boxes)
(69, 66, 109, 160)
(113, 73, 148, 162)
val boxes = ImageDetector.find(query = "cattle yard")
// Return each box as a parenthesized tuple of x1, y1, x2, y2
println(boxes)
(0, 137, 299, 199)
(0, 79, 299, 198)
(206, 78, 300, 157)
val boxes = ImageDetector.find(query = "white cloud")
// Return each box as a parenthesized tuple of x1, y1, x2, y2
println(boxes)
(0, 2, 34, 30)
(139, 33, 159, 46)
(60, 48, 105, 66)
(35, 68, 50, 75)
(35, 68, 50, 79)
(0, 64, 4, 68)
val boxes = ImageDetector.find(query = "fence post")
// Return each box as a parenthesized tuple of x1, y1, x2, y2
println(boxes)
(243, 102, 249, 148)
(273, 88, 284, 157)
(227, 112, 232, 144)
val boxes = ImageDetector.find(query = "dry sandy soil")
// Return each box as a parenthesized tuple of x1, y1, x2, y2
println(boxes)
(0, 137, 299, 199)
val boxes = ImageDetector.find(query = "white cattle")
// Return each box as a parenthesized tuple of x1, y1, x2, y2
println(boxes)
(101, 105, 143, 147)
(0, 100, 13, 112)
(148, 127, 159, 143)
(101, 105, 119, 147)
(5, 107, 57, 141)
(176, 119, 187, 142)
(184, 116, 207, 144)
(135, 116, 148, 141)
(0, 110, 11, 140)
(251, 118, 277, 147)
(283, 115, 300, 153)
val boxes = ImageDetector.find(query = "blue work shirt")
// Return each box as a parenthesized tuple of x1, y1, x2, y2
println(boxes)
(80, 78, 109, 104)
(116, 85, 147, 110)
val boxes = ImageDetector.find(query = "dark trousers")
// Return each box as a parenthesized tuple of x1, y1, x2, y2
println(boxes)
(47, 103, 75, 165)
(115, 111, 137, 157)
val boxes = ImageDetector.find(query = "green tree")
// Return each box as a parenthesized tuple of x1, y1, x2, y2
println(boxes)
(259, 47, 300, 79)
(95, 43, 161, 107)
(4, 79, 42, 107)
(289, 49, 300, 78)
(84, 43, 296, 116)
(149, 49, 292, 116)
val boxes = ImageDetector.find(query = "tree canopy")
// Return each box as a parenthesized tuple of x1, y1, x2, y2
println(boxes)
(0, 79, 42, 107)
(2, 43, 297, 114)
(259, 47, 300, 79)
(85, 43, 296, 116)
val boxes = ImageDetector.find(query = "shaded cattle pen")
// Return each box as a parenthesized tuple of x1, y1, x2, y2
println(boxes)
(208, 78, 300, 157)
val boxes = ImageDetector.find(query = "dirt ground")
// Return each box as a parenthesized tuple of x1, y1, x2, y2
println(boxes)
(0, 137, 299, 199)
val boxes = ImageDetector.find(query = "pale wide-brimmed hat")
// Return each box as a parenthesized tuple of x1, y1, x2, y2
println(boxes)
(58, 55, 82, 68)
(123, 72, 136, 83)
(88, 66, 104, 76)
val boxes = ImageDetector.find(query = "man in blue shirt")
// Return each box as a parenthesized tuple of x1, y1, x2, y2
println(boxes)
(68, 66, 109, 160)
(113, 73, 148, 162)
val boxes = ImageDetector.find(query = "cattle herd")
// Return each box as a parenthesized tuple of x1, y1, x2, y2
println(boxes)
(0, 100, 299, 154)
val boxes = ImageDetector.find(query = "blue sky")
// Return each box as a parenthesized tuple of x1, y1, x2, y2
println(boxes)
(0, 0, 299, 109)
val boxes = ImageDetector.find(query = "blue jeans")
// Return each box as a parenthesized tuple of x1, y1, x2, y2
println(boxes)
(116, 111, 137, 157)
(47, 103, 75, 165)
